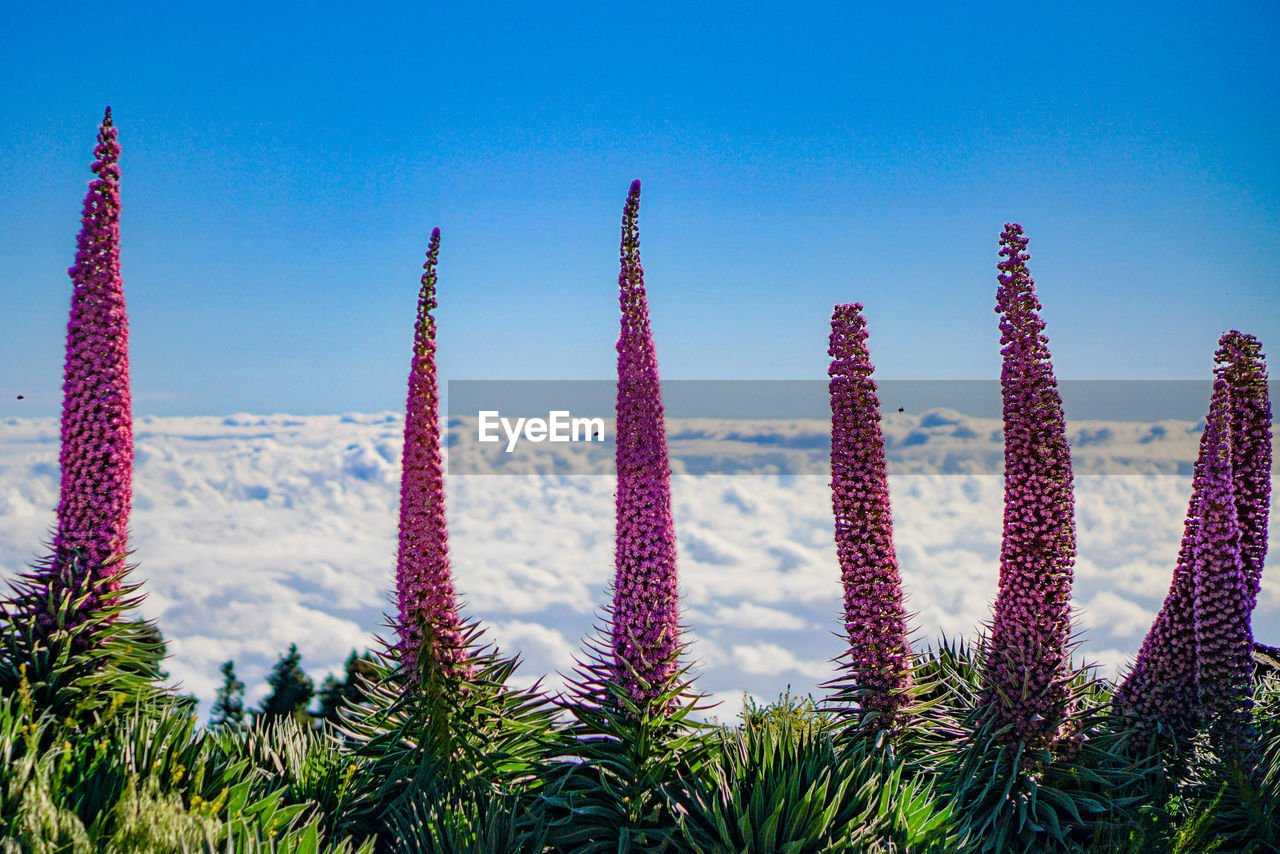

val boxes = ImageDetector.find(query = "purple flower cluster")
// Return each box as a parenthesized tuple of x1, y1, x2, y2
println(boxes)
(610, 180, 681, 705)
(49, 107, 133, 620)
(1215, 332, 1271, 613)
(1188, 378, 1253, 740)
(1117, 332, 1269, 743)
(394, 229, 467, 680)
(828, 303, 912, 728)
(1114, 436, 1207, 734)
(981, 224, 1077, 747)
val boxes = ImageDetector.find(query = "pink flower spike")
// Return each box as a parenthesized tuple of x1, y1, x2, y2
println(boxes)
(828, 303, 913, 731)
(1189, 376, 1253, 750)
(981, 224, 1077, 748)
(1215, 331, 1271, 614)
(610, 180, 681, 706)
(46, 107, 134, 626)
(1115, 418, 1210, 737)
(395, 228, 468, 680)
(1118, 331, 1269, 755)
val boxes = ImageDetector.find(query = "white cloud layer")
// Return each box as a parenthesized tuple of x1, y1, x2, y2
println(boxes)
(1, 412, 1276, 722)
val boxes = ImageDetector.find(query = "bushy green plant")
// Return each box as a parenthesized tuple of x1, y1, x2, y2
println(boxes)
(740, 689, 830, 742)
(0, 593, 371, 853)
(1138, 671, 1280, 853)
(677, 717, 957, 853)
(934, 665, 1155, 854)
(209, 715, 354, 834)
(382, 788, 547, 854)
(1, 565, 171, 727)
(337, 624, 557, 850)
(536, 635, 714, 854)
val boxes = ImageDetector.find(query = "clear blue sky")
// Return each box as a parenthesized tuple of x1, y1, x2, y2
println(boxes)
(2, 1, 1277, 417)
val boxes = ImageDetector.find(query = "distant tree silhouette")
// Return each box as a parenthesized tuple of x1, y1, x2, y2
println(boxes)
(317, 672, 342, 722)
(257, 643, 314, 725)
(317, 649, 378, 726)
(210, 660, 246, 728)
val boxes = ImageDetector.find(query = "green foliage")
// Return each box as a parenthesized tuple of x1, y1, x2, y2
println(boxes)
(739, 688, 829, 741)
(0, 695, 91, 853)
(117, 619, 171, 683)
(929, 652, 1157, 854)
(0, 560, 370, 853)
(0, 683, 374, 852)
(677, 717, 957, 853)
(1253, 669, 1280, 805)
(383, 789, 547, 854)
(911, 636, 985, 716)
(102, 770, 222, 851)
(536, 635, 715, 854)
(1136, 671, 1280, 854)
(210, 715, 354, 831)
(0, 563, 171, 727)
(338, 621, 557, 849)
(3, 579, 1276, 853)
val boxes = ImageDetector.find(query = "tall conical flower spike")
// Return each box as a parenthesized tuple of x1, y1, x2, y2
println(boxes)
(981, 223, 1077, 747)
(611, 179, 681, 705)
(1115, 416, 1211, 736)
(1215, 331, 1271, 613)
(1190, 375, 1256, 761)
(828, 303, 913, 730)
(395, 228, 467, 680)
(50, 106, 133, 622)
(1118, 333, 1270, 742)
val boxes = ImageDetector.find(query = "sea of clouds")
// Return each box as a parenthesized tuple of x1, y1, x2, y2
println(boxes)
(0, 410, 1276, 725)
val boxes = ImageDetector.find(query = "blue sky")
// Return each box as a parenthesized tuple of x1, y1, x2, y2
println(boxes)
(2, 1, 1278, 417)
